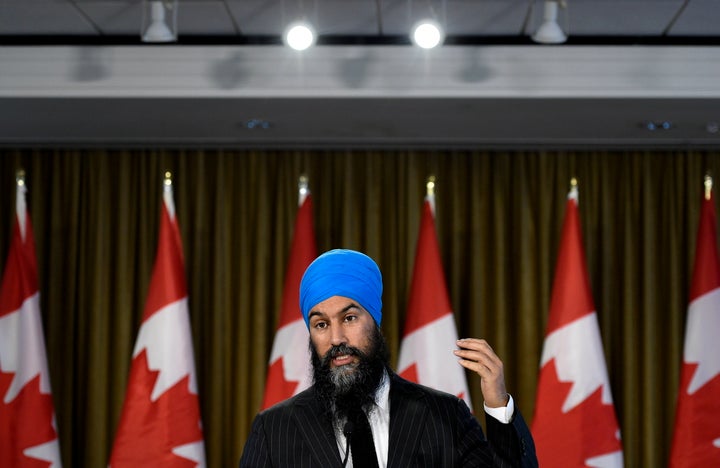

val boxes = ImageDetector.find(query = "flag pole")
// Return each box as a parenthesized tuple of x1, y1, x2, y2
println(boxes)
(532, 174, 624, 465)
(705, 174, 713, 200)
(110, 166, 206, 466)
(670, 172, 720, 466)
(261, 173, 316, 410)
(299, 174, 308, 206)
(398, 173, 473, 409)
(1, 169, 63, 467)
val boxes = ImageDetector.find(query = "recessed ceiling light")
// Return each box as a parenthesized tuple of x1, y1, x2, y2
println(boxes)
(411, 20, 444, 49)
(284, 22, 315, 51)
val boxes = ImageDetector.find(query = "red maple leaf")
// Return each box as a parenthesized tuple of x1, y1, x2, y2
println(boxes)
(0, 369, 58, 468)
(261, 357, 300, 409)
(532, 359, 622, 466)
(110, 350, 203, 468)
(670, 363, 720, 467)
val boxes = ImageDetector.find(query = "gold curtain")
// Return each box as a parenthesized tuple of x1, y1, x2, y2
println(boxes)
(1, 148, 718, 467)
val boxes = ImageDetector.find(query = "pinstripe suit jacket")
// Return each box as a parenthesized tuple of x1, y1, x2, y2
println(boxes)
(240, 373, 537, 468)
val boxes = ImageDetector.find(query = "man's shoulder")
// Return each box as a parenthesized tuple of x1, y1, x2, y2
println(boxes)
(257, 386, 317, 419)
(389, 372, 464, 404)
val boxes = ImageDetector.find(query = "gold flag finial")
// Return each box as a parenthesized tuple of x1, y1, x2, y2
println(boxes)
(426, 175, 436, 197)
(164, 171, 173, 186)
(299, 174, 309, 205)
(16, 169, 26, 187)
(705, 174, 713, 200)
(569, 177, 579, 201)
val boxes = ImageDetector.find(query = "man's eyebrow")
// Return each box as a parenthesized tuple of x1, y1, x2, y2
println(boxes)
(340, 303, 360, 313)
(307, 302, 360, 320)
(308, 310, 325, 320)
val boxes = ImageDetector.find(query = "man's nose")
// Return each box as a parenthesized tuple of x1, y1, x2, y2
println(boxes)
(330, 324, 347, 346)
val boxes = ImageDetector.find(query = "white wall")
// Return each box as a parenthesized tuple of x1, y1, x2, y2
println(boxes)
(1, 45, 719, 147)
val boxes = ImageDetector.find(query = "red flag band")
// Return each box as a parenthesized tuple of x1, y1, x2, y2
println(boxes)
(669, 186, 720, 467)
(0, 177, 62, 467)
(397, 195, 472, 410)
(262, 193, 317, 409)
(531, 186, 623, 467)
(110, 181, 205, 467)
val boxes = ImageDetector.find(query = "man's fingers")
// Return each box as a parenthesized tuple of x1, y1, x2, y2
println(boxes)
(454, 338, 509, 408)
(455, 339, 502, 367)
(454, 338, 506, 382)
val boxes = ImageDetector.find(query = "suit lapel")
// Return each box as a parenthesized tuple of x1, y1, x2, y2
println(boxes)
(293, 389, 344, 468)
(387, 374, 428, 468)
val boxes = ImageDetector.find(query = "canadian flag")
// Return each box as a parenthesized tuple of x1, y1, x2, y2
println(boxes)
(397, 190, 472, 410)
(0, 175, 62, 467)
(261, 186, 317, 410)
(669, 180, 720, 467)
(110, 178, 205, 467)
(531, 183, 623, 467)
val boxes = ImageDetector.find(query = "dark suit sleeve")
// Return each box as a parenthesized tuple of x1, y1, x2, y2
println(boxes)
(456, 399, 538, 468)
(484, 406, 538, 468)
(239, 414, 271, 468)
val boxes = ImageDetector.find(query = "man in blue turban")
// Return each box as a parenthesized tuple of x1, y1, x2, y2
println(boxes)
(241, 249, 537, 468)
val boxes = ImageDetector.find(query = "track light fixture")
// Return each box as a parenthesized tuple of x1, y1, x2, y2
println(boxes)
(532, 0, 567, 44)
(141, 0, 177, 43)
(284, 21, 316, 51)
(411, 20, 444, 49)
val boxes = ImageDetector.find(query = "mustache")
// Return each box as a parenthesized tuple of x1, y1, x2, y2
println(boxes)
(322, 344, 363, 362)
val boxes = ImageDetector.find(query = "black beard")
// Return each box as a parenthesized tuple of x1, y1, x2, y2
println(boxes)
(310, 326, 390, 422)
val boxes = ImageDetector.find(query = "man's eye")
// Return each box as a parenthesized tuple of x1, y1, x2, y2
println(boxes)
(314, 322, 327, 329)
(344, 315, 357, 322)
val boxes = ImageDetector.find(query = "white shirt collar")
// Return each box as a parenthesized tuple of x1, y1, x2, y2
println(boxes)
(374, 369, 391, 412)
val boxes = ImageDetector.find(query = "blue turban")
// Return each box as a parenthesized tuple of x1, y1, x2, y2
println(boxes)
(299, 249, 383, 328)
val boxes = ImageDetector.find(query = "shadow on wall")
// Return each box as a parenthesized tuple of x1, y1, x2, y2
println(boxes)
(337, 49, 375, 89)
(210, 50, 252, 90)
(72, 47, 113, 82)
(457, 47, 493, 84)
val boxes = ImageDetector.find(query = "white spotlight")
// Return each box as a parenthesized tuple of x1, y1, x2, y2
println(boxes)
(411, 20, 443, 49)
(284, 22, 316, 51)
(532, 0, 567, 44)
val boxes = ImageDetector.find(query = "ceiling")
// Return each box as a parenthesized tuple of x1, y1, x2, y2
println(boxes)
(1, 0, 719, 42)
(1, 1, 719, 149)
